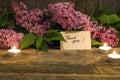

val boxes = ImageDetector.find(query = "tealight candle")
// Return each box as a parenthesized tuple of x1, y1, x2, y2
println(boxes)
(99, 43, 112, 51)
(108, 50, 120, 59)
(8, 46, 21, 56)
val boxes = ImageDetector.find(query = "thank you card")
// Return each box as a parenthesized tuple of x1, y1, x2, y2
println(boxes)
(60, 31, 91, 50)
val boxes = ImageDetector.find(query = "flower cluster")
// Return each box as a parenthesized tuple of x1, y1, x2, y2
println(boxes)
(47, 2, 91, 30)
(12, 1, 119, 47)
(101, 27, 119, 47)
(85, 22, 119, 47)
(47, 2, 119, 47)
(12, 2, 50, 36)
(0, 29, 24, 49)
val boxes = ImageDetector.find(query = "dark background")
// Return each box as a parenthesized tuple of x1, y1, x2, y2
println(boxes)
(1, 0, 120, 15)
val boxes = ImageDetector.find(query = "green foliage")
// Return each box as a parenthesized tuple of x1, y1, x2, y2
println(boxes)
(90, 6, 111, 21)
(20, 34, 37, 49)
(0, 12, 15, 28)
(91, 6, 120, 45)
(102, 6, 111, 15)
(20, 30, 65, 51)
(91, 39, 102, 46)
(44, 30, 65, 42)
(39, 40, 48, 51)
(98, 14, 120, 25)
(36, 36, 43, 50)
(43, 30, 65, 51)
(97, 13, 120, 39)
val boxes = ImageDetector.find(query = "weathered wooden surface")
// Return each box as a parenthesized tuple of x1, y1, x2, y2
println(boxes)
(0, 48, 120, 80)
(0, 0, 120, 15)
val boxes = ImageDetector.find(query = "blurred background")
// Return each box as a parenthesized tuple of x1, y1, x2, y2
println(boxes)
(1, 0, 120, 15)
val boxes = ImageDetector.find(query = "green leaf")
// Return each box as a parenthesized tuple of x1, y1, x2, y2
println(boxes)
(0, 12, 15, 28)
(44, 30, 65, 43)
(20, 34, 37, 49)
(98, 14, 108, 24)
(7, 12, 15, 22)
(103, 6, 111, 15)
(109, 15, 120, 24)
(40, 40, 48, 51)
(113, 22, 120, 29)
(91, 39, 102, 46)
(98, 14, 120, 24)
(36, 36, 43, 49)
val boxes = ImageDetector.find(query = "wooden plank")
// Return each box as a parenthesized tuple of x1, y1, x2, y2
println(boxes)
(98, 0, 120, 13)
(0, 48, 120, 74)
(35, 0, 73, 10)
(0, 48, 120, 79)
(23, 0, 36, 10)
(85, 0, 99, 15)
(74, 0, 88, 14)
(0, 73, 120, 80)
(1, 0, 120, 14)
(0, 0, 11, 13)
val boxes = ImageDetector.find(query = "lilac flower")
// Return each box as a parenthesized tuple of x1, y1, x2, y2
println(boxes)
(101, 27, 119, 47)
(90, 24, 119, 47)
(12, 2, 50, 36)
(12, 2, 28, 22)
(0, 29, 24, 49)
(90, 24, 106, 40)
(47, 2, 91, 30)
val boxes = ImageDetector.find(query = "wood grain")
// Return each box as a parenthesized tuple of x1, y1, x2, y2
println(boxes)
(1, 0, 120, 15)
(0, 48, 120, 80)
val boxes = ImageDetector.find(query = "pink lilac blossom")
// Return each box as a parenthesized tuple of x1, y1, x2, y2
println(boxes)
(12, 2, 50, 36)
(90, 24, 119, 47)
(0, 29, 24, 49)
(47, 2, 91, 30)
(47, 2, 119, 47)
(101, 27, 119, 47)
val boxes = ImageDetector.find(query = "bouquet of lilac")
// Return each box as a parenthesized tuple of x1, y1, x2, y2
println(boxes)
(47, 2, 119, 47)
(12, 2, 65, 51)
(10, 1, 119, 51)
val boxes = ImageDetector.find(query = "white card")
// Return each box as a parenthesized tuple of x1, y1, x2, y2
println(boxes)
(60, 31, 91, 50)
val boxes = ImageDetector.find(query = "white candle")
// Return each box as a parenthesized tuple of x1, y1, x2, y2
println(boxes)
(99, 43, 112, 50)
(108, 50, 120, 59)
(8, 46, 21, 56)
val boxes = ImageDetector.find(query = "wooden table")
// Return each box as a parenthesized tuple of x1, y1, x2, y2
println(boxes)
(0, 48, 120, 80)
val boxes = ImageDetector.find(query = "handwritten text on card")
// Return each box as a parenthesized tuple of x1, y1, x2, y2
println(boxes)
(60, 31, 91, 50)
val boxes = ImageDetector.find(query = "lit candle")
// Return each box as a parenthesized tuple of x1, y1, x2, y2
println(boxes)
(108, 50, 120, 59)
(99, 43, 112, 50)
(8, 46, 21, 56)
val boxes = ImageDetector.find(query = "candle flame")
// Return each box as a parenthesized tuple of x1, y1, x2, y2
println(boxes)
(104, 43, 107, 46)
(113, 50, 116, 54)
(11, 46, 16, 49)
